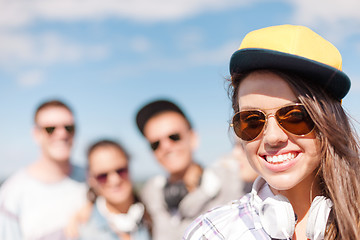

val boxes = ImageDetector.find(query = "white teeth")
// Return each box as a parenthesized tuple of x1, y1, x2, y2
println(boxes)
(266, 153, 296, 164)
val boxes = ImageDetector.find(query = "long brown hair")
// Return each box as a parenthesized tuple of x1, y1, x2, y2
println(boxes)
(229, 69, 360, 239)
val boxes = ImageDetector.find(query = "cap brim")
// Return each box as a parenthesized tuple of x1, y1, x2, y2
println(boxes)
(229, 48, 350, 100)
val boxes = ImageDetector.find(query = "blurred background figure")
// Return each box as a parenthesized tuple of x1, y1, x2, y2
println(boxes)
(75, 139, 152, 240)
(0, 99, 87, 240)
(212, 138, 258, 198)
(233, 140, 259, 188)
(181, 137, 258, 218)
(180, 139, 258, 216)
(135, 99, 226, 240)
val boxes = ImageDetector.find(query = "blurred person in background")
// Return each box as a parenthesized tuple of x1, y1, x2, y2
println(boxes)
(74, 139, 152, 240)
(234, 140, 259, 190)
(232, 138, 258, 191)
(210, 138, 258, 201)
(136, 99, 243, 240)
(0, 99, 87, 240)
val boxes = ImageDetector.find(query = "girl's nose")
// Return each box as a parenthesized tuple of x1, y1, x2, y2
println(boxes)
(262, 115, 289, 146)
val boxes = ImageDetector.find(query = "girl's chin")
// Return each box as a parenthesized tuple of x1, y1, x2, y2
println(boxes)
(265, 176, 300, 192)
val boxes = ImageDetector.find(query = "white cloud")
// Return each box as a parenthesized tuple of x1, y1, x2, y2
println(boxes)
(0, 0, 253, 29)
(17, 69, 45, 87)
(286, 0, 360, 44)
(0, 31, 109, 70)
(2, 0, 360, 79)
(1, 0, 358, 30)
(0, 1, 33, 29)
(0, 0, 252, 71)
(0, 32, 35, 66)
(290, 0, 360, 25)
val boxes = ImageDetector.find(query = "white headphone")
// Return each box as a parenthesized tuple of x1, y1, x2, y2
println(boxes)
(306, 196, 333, 240)
(258, 194, 295, 239)
(252, 179, 333, 240)
(97, 197, 145, 233)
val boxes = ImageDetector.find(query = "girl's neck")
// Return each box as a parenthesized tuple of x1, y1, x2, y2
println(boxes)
(271, 171, 321, 218)
(106, 195, 135, 214)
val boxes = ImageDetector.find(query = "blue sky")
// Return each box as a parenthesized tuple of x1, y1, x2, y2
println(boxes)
(1, 0, 360, 182)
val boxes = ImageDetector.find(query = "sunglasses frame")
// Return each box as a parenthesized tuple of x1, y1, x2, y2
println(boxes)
(150, 133, 181, 151)
(39, 125, 75, 135)
(93, 167, 129, 185)
(231, 103, 315, 142)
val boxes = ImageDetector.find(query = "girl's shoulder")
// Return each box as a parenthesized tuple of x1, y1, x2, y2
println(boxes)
(184, 193, 269, 240)
(202, 193, 253, 220)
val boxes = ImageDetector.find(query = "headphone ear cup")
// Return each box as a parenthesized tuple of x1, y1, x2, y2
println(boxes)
(259, 195, 296, 239)
(163, 181, 188, 210)
(306, 196, 333, 240)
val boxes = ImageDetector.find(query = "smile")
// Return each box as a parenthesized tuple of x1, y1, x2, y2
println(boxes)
(265, 152, 297, 164)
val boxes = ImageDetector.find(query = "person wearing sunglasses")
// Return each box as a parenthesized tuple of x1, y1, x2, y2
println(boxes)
(74, 139, 152, 240)
(184, 24, 360, 240)
(0, 99, 87, 240)
(135, 99, 235, 240)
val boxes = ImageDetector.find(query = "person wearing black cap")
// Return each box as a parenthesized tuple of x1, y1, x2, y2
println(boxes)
(184, 25, 360, 240)
(135, 99, 228, 240)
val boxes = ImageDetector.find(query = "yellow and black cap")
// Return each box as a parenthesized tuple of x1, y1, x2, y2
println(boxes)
(229, 24, 351, 101)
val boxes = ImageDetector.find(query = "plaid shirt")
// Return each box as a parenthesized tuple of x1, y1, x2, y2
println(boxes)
(183, 178, 276, 240)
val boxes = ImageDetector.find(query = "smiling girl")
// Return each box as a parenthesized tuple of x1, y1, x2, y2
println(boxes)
(76, 139, 152, 240)
(183, 25, 360, 240)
